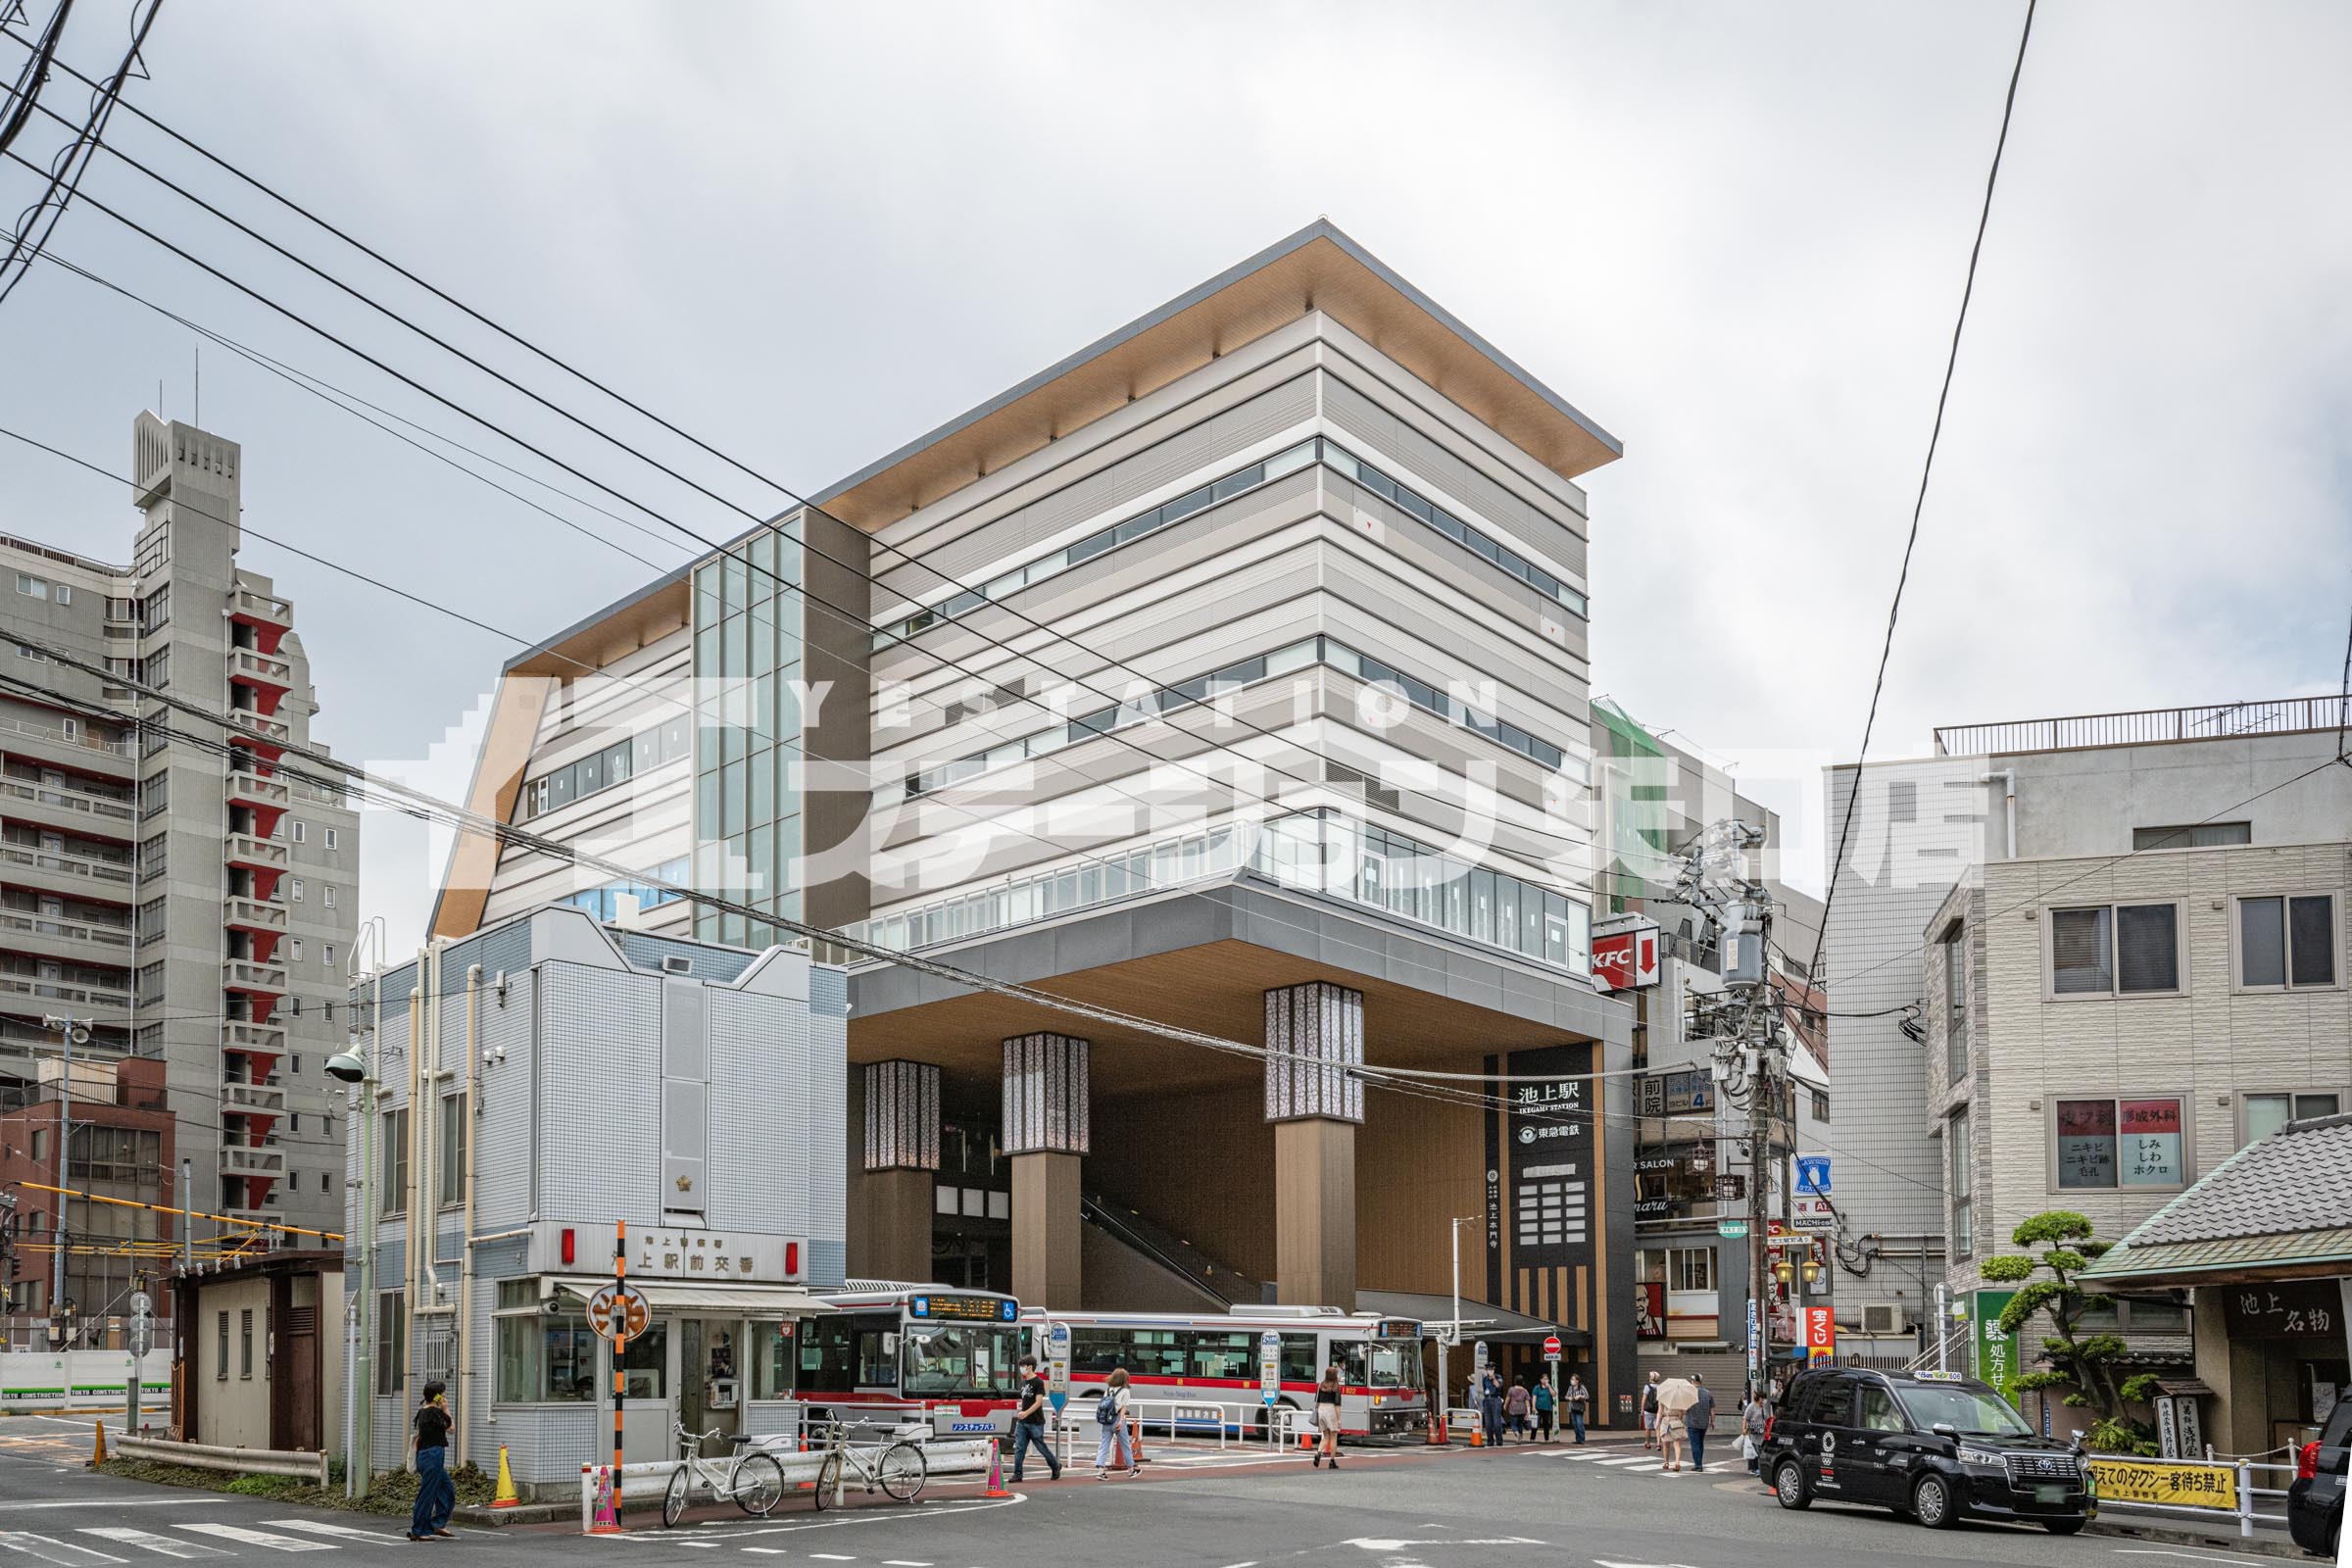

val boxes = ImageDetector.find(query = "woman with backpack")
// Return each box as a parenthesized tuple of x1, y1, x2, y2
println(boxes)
(1313, 1366, 1343, 1467)
(1093, 1367, 1138, 1479)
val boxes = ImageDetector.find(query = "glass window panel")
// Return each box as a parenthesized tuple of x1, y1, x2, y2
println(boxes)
(944, 591, 985, 617)
(748, 530, 775, 585)
(722, 613, 749, 680)
(1396, 488, 1432, 523)
(1494, 876, 1518, 949)
(1115, 511, 1161, 544)
(547, 768, 575, 809)
(573, 752, 602, 797)
(2055, 1100, 2118, 1188)
(1211, 466, 1261, 501)
(1067, 529, 1115, 564)
(2243, 1093, 2291, 1147)
(634, 730, 661, 774)
(1321, 442, 1359, 480)
(1162, 485, 1214, 522)
(2051, 907, 2114, 994)
(2117, 904, 2178, 992)
(1357, 466, 1396, 502)
(1430, 508, 1466, 543)
(985, 568, 1026, 599)
(2240, 897, 2286, 987)
(721, 556, 749, 615)
(662, 713, 693, 764)
(694, 565, 722, 624)
(1262, 441, 1314, 479)
(2118, 1098, 2183, 1186)
(2288, 896, 2335, 987)
(696, 770, 719, 834)
(747, 824, 773, 897)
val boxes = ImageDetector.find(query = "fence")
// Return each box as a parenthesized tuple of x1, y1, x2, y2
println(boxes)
(114, 1436, 329, 1488)
(2082, 1452, 2295, 1539)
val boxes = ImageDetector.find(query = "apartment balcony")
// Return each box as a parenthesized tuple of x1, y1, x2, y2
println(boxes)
(0, 842, 137, 902)
(221, 1080, 286, 1115)
(226, 646, 293, 694)
(0, 907, 133, 964)
(222, 896, 288, 939)
(222, 832, 289, 874)
(227, 709, 292, 748)
(220, 1145, 285, 1179)
(0, 972, 130, 1009)
(222, 956, 288, 997)
(224, 1018, 287, 1057)
(224, 769, 290, 816)
(0, 714, 133, 775)
(0, 775, 137, 840)
(229, 585, 293, 641)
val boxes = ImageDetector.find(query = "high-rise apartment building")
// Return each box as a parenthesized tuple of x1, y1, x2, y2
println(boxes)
(0, 413, 360, 1311)
(437, 222, 1643, 1412)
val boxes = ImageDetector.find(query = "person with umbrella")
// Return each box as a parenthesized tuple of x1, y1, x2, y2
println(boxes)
(1651, 1375, 1699, 1472)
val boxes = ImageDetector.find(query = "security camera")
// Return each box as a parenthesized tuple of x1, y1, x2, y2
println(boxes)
(323, 1052, 367, 1084)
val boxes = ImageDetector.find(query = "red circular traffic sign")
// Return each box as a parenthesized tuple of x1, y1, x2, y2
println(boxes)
(1543, 1335, 1562, 1359)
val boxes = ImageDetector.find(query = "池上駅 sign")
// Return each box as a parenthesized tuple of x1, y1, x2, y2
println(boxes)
(2084, 1456, 2238, 1512)
(1592, 926, 1661, 992)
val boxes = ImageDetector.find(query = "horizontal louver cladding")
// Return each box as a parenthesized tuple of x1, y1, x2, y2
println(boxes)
(899, 635, 1578, 798)
(871, 436, 1588, 651)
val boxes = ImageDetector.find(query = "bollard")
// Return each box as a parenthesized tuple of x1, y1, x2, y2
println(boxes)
(2236, 1457, 2252, 1540)
(91, 1419, 107, 1467)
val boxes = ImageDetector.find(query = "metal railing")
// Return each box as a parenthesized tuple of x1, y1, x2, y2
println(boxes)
(0, 843, 135, 884)
(0, 776, 135, 822)
(0, 973, 129, 1006)
(0, 909, 131, 948)
(0, 715, 130, 756)
(1935, 695, 2349, 757)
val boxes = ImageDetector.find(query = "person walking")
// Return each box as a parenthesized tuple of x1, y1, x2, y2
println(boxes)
(1684, 1372, 1716, 1473)
(1532, 1374, 1555, 1443)
(1641, 1371, 1661, 1449)
(1504, 1378, 1531, 1443)
(1093, 1368, 1137, 1478)
(1010, 1354, 1059, 1484)
(1564, 1373, 1589, 1444)
(1740, 1384, 1770, 1475)
(407, 1381, 456, 1542)
(1313, 1366, 1343, 1468)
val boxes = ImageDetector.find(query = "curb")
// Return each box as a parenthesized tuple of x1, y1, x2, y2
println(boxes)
(2085, 1518, 2304, 1560)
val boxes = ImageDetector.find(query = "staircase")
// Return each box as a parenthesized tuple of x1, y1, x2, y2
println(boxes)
(1079, 1193, 1273, 1311)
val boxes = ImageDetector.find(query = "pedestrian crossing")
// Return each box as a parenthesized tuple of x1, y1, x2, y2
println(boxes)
(0, 1519, 416, 1564)
(1511, 1446, 1722, 1479)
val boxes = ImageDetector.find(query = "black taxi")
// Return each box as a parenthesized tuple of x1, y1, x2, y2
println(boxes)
(1759, 1366, 2092, 1534)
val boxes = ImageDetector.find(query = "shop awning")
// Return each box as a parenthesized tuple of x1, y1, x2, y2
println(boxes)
(1357, 1290, 1589, 1348)
(553, 1278, 834, 1316)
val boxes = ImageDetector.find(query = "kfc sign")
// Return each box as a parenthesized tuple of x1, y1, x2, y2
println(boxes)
(1592, 924, 1660, 991)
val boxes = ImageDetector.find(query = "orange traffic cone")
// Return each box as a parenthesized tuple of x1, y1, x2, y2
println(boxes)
(982, 1443, 1013, 1498)
(1470, 1423, 1484, 1448)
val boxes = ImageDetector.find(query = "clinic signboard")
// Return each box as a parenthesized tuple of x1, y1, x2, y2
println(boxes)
(1972, 1289, 2019, 1403)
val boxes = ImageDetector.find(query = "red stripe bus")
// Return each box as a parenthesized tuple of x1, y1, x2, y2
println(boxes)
(789, 1283, 1028, 1439)
(1022, 1306, 1429, 1440)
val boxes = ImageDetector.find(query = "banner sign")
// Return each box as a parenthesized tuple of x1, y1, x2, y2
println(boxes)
(2222, 1280, 2338, 1341)
(1972, 1289, 2020, 1403)
(1592, 925, 1661, 992)
(2084, 1457, 2239, 1512)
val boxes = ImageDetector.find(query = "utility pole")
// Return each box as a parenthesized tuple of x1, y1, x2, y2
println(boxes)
(44, 1015, 92, 1335)
(1673, 823, 1779, 1393)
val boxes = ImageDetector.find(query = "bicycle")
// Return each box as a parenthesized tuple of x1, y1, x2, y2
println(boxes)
(662, 1421, 789, 1528)
(808, 1414, 928, 1509)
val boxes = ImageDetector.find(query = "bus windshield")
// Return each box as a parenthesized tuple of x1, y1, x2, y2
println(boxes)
(901, 1323, 1022, 1397)
(1336, 1338, 1424, 1390)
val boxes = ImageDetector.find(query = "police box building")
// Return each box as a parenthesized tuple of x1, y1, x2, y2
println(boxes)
(343, 906, 847, 1493)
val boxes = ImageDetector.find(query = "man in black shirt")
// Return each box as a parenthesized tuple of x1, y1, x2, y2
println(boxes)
(409, 1381, 457, 1542)
(1009, 1354, 1060, 1483)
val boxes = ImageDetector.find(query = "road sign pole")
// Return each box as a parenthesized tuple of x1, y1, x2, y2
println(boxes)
(612, 1220, 626, 1527)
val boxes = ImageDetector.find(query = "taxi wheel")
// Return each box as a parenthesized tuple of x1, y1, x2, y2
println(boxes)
(1912, 1473, 1957, 1529)
(2043, 1518, 2084, 1536)
(1773, 1458, 1811, 1510)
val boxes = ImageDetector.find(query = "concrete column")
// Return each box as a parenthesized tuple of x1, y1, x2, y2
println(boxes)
(1265, 982, 1363, 1310)
(853, 1061, 938, 1284)
(1003, 1034, 1088, 1309)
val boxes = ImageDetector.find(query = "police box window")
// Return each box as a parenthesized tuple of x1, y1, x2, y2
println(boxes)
(2054, 1096, 2187, 1189)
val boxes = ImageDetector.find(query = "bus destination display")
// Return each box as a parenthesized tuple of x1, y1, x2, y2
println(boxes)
(909, 1294, 1017, 1323)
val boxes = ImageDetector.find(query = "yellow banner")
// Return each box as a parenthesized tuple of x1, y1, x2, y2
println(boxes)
(2086, 1457, 2239, 1511)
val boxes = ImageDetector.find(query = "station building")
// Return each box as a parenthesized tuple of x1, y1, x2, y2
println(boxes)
(429, 221, 1641, 1416)
(344, 906, 845, 1490)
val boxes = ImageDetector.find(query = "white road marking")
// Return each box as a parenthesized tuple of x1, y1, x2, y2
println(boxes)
(742, 1552, 786, 1558)
(1594, 1559, 1707, 1568)
(0, 1507, 229, 1516)
(2110, 1554, 2267, 1567)
(73, 1533, 226, 1562)
(172, 1524, 333, 1553)
(710, 1495, 1027, 1540)
(0, 1536, 126, 1566)
(808, 1556, 857, 1562)
(1592, 1456, 1654, 1467)
(256, 1522, 403, 1544)
(883, 1561, 934, 1566)
(1345, 1542, 1543, 1552)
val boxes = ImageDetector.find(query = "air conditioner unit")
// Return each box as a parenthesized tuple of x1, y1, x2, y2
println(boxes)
(662, 955, 693, 975)
(1861, 1302, 1907, 1336)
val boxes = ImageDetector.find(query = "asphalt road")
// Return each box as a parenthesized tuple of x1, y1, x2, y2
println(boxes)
(1, 1415, 2289, 1568)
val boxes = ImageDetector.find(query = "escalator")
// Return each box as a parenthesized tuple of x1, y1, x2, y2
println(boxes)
(1078, 1193, 1273, 1311)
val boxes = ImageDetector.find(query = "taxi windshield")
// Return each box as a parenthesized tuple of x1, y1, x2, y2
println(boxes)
(1337, 1338, 1424, 1390)
(1894, 1382, 2034, 1438)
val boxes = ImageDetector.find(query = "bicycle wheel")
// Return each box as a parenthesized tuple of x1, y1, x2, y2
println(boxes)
(878, 1441, 927, 1502)
(811, 1452, 842, 1511)
(734, 1450, 786, 1517)
(662, 1465, 691, 1529)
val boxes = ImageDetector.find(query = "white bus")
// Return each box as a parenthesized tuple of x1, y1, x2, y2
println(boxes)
(1023, 1306, 1429, 1441)
(788, 1282, 1027, 1439)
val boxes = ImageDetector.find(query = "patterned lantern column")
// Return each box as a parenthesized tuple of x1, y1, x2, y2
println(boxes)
(1003, 1034, 1088, 1308)
(1264, 982, 1363, 1309)
(854, 1060, 938, 1284)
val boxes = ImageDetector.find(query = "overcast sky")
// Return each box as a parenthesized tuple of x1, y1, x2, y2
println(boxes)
(2, 0, 2345, 949)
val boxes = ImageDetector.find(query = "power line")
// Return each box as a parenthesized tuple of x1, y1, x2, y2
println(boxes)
(0, 0, 72, 162)
(0, 0, 155, 307)
(1805, 0, 2036, 994)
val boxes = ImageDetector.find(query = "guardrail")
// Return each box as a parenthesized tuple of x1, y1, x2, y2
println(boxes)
(2082, 1452, 2293, 1539)
(115, 1435, 329, 1487)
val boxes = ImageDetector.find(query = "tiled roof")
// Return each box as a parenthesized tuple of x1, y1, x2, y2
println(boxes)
(2085, 1113, 2352, 1281)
